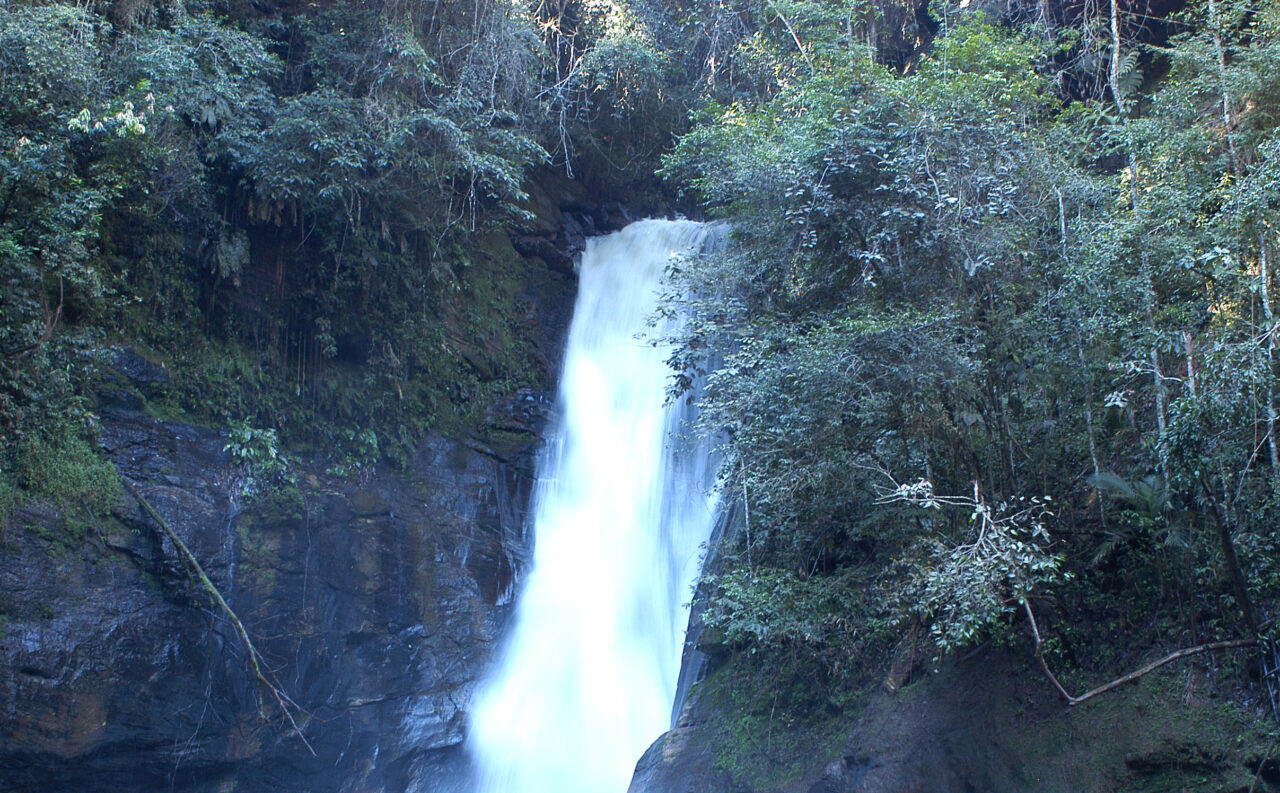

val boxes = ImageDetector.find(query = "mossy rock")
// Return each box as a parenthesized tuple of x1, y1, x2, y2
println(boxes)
(348, 490, 390, 518)
(703, 652, 858, 792)
(679, 646, 1274, 793)
(238, 484, 305, 531)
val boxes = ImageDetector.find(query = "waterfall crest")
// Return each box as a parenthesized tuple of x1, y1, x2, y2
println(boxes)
(467, 219, 720, 793)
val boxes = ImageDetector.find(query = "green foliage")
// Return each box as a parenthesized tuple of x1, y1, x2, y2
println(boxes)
(670, 1, 1280, 679)
(1087, 472, 1193, 565)
(225, 419, 287, 476)
(702, 567, 873, 653)
(0, 0, 591, 495)
(324, 429, 380, 480)
(524, 0, 690, 190)
(225, 418, 293, 498)
(0, 6, 153, 507)
(11, 417, 120, 517)
(887, 483, 1065, 652)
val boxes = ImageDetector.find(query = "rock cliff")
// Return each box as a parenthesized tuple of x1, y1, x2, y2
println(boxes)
(0, 197, 592, 792)
(632, 643, 1277, 793)
(1, 400, 541, 792)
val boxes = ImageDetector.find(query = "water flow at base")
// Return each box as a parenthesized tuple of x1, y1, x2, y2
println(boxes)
(466, 219, 721, 793)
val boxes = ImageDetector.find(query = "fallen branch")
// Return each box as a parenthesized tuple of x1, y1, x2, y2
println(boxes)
(123, 479, 315, 755)
(1023, 599, 1255, 706)
(1249, 736, 1277, 793)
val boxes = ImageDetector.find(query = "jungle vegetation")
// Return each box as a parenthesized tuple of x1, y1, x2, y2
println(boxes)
(0, 0, 685, 509)
(2, 0, 1278, 711)
(660, 0, 1280, 709)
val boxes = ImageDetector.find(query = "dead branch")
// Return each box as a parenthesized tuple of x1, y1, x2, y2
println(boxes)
(123, 479, 315, 755)
(767, 1, 815, 75)
(1249, 736, 1277, 793)
(4, 276, 63, 361)
(1023, 599, 1255, 707)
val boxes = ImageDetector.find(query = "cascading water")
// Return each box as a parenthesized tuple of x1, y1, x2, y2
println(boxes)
(467, 219, 721, 793)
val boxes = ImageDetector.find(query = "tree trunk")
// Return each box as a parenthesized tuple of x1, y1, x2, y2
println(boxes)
(1200, 479, 1260, 636)
(1261, 237, 1279, 471)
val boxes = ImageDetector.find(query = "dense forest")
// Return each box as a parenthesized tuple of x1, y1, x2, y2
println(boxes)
(0, 0, 689, 505)
(3, 0, 1279, 784)
(671, 0, 1279, 670)
(654, 0, 1280, 778)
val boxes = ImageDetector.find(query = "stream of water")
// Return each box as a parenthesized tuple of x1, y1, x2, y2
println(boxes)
(466, 219, 721, 793)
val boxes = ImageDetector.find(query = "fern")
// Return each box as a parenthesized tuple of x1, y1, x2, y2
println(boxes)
(1113, 50, 1143, 104)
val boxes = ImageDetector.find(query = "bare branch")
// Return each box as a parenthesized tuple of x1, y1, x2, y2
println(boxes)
(123, 479, 316, 755)
(767, 1, 815, 76)
(1023, 599, 1254, 707)
(1249, 736, 1277, 793)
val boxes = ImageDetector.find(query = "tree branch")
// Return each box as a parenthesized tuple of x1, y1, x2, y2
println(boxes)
(1249, 736, 1277, 793)
(123, 479, 315, 755)
(1023, 599, 1254, 706)
(767, 2, 815, 75)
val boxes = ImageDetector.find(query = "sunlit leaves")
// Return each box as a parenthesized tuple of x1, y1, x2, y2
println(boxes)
(665, 6, 1280, 661)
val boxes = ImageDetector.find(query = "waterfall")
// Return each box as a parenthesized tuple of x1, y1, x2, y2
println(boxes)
(467, 219, 721, 793)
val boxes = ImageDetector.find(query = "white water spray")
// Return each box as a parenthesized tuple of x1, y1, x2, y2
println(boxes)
(467, 219, 720, 793)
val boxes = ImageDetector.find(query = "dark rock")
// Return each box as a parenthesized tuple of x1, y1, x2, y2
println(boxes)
(96, 387, 146, 411)
(604, 202, 635, 230)
(629, 688, 747, 793)
(483, 388, 554, 438)
(558, 210, 593, 261)
(517, 178, 563, 235)
(0, 409, 539, 793)
(110, 347, 170, 385)
(512, 233, 575, 274)
(633, 649, 1271, 793)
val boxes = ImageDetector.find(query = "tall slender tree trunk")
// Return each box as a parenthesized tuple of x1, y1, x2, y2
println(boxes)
(1261, 237, 1279, 471)
(1208, 0, 1242, 173)
(1109, 0, 1127, 119)
(1079, 336, 1108, 528)
(1202, 484, 1260, 636)
(1109, 0, 1167, 441)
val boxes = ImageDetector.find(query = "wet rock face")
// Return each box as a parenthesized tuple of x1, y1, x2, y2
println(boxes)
(629, 691, 744, 793)
(631, 649, 1273, 793)
(0, 190, 662, 792)
(0, 409, 537, 793)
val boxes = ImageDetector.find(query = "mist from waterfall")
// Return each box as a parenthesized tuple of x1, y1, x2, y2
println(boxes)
(466, 219, 721, 793)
